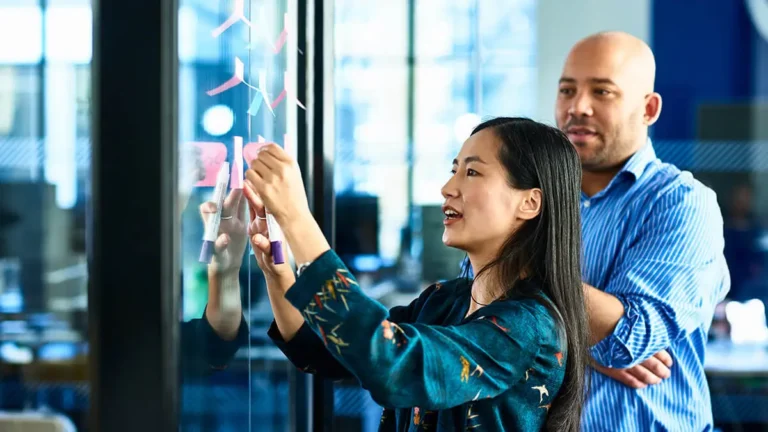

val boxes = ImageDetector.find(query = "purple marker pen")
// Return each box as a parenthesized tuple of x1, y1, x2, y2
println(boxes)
(265, 212, 285, 264)
(199, 162, 230, 264)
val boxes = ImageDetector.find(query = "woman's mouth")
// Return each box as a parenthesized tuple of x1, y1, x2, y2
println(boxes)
(443, 206, 463, 225)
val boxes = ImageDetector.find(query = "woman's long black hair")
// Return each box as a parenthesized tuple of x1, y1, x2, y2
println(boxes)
(467, 117, 589, 431)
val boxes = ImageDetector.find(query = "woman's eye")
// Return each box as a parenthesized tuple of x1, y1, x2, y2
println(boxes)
(467, 169, 478, 176)
(450, 169, 457, 175)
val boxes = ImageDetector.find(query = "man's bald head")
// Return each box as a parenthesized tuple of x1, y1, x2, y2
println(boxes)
(555, 31, 662, 174)
(570, 31, 657, 94)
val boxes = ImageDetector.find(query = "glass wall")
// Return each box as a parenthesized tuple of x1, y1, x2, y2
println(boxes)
(177, 0, 299, 430)
(0, 0, 90, 429)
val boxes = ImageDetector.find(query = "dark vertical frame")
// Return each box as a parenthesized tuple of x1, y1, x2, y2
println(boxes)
(88, 0, 180, 430)
(292, 0, 313, 430)
(311, 0, 336, 429)
(294, 0, 336, 430)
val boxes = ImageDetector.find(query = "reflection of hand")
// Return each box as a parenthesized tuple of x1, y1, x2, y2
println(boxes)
(245, 144, 311, 228)
(243, 183, 295, 284)
(593, 350, 673, 389)
(180, 144, 206, 213)
(200, 189, 248, 277)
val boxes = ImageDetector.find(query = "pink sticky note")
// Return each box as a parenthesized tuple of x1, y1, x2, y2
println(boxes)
(271, 71, 306, 110)
(285, 69, 307, 110)
(243, 141, 274, 166)
(284, 133, 296, 157)
(272, 14, 289, 54)
(189, 142, 228, 187)
(231, 136, 244, 189)
(211, 0, 252, 37)
(270, 89, 286, 110)
(206, 58, 245, 96)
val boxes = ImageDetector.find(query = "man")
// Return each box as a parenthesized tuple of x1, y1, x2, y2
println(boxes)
(555, 32, 730, 430)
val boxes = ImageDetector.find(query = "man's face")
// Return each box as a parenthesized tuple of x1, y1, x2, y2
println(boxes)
(555, 43, 648, 171)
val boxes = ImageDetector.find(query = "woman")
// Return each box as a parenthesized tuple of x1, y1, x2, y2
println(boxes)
(243, 117, 589, 431)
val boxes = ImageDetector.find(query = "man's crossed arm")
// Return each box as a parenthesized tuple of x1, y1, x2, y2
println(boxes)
(583, 184, 728, 388)
(585, 284, 672, 388)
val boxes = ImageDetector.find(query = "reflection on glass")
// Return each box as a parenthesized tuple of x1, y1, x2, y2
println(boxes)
(0, 0, 90, 430)
(178, 0, 297, 430)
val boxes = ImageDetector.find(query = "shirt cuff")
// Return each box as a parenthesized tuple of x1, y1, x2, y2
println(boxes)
(589, 294, 635, 368)
(284, 249, 343, 310)
(267, 320, 323, 373)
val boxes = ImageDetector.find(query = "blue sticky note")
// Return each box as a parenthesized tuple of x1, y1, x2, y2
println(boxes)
(247, 92, 264, 116)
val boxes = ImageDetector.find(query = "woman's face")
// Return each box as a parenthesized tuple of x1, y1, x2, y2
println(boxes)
(441, 129, 540, 258)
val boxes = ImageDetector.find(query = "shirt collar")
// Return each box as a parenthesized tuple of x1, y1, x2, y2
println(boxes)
(618, 138, 656, 181)
(583, 139, 656, 201)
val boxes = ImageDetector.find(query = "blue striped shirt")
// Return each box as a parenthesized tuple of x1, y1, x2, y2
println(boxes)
(581, 141, 730, 431)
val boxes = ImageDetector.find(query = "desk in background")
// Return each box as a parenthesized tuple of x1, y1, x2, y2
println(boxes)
(706, 340, 768, 429)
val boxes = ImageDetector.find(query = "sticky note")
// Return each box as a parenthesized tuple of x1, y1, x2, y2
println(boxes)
(243, 141, 274, 166)
(247, 92, 263, 116)
(206, 57, 245, 96)
(272, 13, 289, 54)
(270, 89, 286, 110)
(231, 136, 243, 189)
(284, 134, 296, 157)
(258, 70, 276, 116)
(188, 142, 228, 187)
(269, 71, 306, 110)
(211, 0, 252, 38)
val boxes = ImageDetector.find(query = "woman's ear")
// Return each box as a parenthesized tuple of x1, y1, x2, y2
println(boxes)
(518, 188, 542, 220)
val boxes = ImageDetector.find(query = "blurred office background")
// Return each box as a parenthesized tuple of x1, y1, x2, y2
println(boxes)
(0, 0, 767, 430)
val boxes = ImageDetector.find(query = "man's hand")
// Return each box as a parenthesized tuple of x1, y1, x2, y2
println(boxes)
(594, 350, 673, 389)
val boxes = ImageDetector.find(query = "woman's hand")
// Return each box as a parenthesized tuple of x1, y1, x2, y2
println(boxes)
(200, 188, 248, 278)
(180, 144, 206, 216)
(243, 182, 296, 285)
(245, 143, 331, 270)
(245, 144, 312, 228)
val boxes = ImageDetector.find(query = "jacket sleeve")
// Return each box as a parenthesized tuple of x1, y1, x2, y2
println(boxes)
(269, 278, 433, 381)
(180, 309, 250, 377)
(280, 250, 549, 410)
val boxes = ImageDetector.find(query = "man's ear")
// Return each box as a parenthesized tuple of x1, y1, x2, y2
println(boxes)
(644, 92, 662, 126)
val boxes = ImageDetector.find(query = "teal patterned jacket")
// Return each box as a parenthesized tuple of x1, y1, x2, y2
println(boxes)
(269, 250, 566, 431)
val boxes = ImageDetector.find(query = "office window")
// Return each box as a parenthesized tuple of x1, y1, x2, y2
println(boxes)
(330, 0, 537, 429)
(0, 0, 91, 430)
